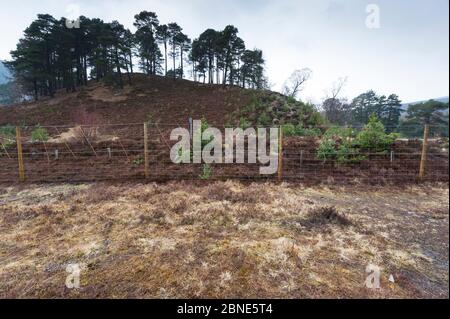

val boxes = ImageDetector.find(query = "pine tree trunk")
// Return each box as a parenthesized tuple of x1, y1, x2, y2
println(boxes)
(173, 46, 176, 79)
(180, 48, 184, 79)
(83, 56, 88, 86)
(129, 53, 133, 74)
(115, 48, 123, 89)
(164, 42, 168, 76)
(33, 80, 38, 101)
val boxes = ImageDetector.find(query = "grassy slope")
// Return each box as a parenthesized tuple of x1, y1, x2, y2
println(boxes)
(0, 74, 258, 127)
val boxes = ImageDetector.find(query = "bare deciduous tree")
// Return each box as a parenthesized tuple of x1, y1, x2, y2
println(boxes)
(282, 68, 312, 99)
(328, 76, 348, 100)
(322, 77, 351, 125)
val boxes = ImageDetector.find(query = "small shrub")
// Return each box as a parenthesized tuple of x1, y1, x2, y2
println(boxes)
(308, 111, 328, 127)
(282, 123, 322, 137)
(282, 123, 297, 137)
(336, 143, 366, 164)
(191, 117, 213, 151)
(296, 124, 322, 137)
(31, 126, 50, 142)
(294, 102, 327, 127)
(200, 117, 214, 148)
(133, 156, 144, 166)
(199, 164, 212, 180)
(200, 117, 209, 133)
(323, 126, 355, 140)
(242, 94, 262, 114)
(317, 125, 367, 163)
(286, 96, 297, 104)
(224, 119, 234, 128)
(0, 125, 15, 137)
(0, 125, 16, 146)
(317, 139, 337, 161)
(257, 112, 271, 126)
(303, 128, 322, 137)
(355, 114, 398, 152)
(239, 117, 251, 130)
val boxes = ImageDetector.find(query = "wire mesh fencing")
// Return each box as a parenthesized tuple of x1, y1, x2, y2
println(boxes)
(0, 123, 448, 184)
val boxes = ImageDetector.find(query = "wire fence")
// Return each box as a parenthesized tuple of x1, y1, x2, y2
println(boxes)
(0, 123, 448, 184)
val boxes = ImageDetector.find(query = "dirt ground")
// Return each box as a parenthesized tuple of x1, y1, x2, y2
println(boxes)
(0, 181, 448, 298)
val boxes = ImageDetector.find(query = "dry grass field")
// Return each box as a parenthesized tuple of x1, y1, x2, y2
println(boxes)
(0, 181, 448, 298)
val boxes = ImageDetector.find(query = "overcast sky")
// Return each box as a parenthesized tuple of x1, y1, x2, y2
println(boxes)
(0, 0, 448, 103)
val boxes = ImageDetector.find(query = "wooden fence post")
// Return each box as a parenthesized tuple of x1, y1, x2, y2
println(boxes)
(419, 124, 429, 179)
(143, 123, 149, 179)
(278, 126, 283, 182)
(16, 127, 25, 182)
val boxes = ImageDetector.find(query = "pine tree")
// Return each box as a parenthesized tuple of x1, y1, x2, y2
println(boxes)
(400, 100, 449, 137)
(167, 23, 182, 79)
(156, 24, 170, 76)
(240, 49, 264, 89)
(350, 90, 380, 126)
(134, 11, 161, 75)
(7, 11, 267, 100)
(382, 94, 403, 132)
(175, 32, 191, 79)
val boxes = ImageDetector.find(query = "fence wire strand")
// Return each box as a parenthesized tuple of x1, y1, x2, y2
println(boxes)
(0, 123, 448, 184)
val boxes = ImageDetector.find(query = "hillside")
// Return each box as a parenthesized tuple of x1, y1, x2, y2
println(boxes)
(0, 74, 319, 128)
(0, 74, 244, 126)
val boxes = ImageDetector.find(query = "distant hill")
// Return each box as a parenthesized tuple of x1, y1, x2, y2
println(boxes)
(402, 96, 449, 108)
(0, 61, 11, 84)
(401, 97, 449, 118)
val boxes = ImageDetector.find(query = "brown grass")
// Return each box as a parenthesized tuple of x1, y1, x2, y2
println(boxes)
(0, 181, 448, 298)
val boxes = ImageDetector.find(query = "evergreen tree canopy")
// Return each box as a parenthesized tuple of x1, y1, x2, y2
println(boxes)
(350, 90, 403, 131)
(400, 100, 449, 137)
(6, 12, 267, 101)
